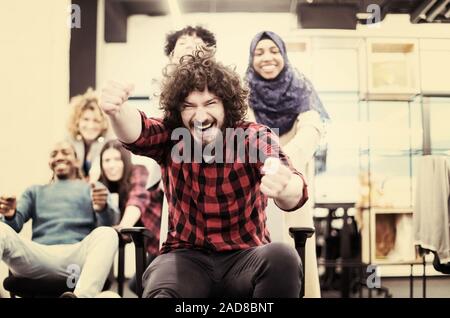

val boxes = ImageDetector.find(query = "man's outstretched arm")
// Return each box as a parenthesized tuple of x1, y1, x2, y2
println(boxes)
(100, 81, 141, 143)
(260, 157, 308, 211)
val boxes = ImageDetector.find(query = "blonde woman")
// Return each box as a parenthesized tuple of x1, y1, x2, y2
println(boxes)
(67, 88, 110, 180)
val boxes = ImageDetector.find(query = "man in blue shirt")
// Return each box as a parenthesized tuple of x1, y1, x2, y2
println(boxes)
(0, 141, 119, 297)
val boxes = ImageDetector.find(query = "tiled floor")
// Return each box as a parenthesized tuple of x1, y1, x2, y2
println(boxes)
(321, 276, 450, 298)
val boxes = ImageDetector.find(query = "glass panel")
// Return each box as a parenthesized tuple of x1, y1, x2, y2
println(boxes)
(369, 154, 412, 207)
(314, 93, 360, 203)
(368, 101, 411, 153)
(363, 99, 422, 208)
(410, 99, 423, 207)
(429, 97, 450, 155)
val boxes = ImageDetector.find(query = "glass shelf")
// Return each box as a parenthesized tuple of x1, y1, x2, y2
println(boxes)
(313, 90, 449, 280)
(428, 97, 450, 154)
(359, 149, 423, 156)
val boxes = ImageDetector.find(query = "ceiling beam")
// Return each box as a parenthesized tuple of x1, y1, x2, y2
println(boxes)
(410, 0, 438, 23)
(105, 0, 129, 42)
(426, 0, 450, 22)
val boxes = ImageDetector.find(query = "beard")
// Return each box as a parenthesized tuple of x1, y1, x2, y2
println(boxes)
(55, 173, 69, 180)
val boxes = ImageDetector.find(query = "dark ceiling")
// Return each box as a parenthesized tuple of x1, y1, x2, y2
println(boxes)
(104, 0, 450, 42)
(116, 0, 450, 22)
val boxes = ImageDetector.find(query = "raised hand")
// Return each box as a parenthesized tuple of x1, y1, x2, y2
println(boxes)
(100, 81, 134, 116)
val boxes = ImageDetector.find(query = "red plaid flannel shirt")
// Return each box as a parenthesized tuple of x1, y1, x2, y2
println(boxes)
(123, 111, 308, 253)
(126, 164, 163, 256)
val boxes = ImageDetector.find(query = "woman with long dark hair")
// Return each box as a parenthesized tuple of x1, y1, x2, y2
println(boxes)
(99, 140, 164, 294)
(99, 140, 133, 216)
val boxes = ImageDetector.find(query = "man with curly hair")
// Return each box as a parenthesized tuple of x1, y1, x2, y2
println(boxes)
(147, 25, 217, 114)
(165, 25, 216, 64)
(100, 52, 309, 298)
(122, 25, 218, 295)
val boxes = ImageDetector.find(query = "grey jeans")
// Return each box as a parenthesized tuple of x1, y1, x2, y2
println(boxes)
(142, 242, 303, 298)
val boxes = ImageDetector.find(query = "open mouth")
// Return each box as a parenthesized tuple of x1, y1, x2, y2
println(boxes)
(261, 64, 276, 72)
(191, 120, 220, 144)
(53, 161, 69, 169)
(194, 122, 213, 132)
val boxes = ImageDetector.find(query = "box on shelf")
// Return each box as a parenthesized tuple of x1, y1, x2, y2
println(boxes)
(359, 38, 420, 101)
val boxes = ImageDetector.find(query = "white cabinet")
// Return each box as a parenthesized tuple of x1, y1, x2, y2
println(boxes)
(420, 39, 450, 94)
(360, 207, 444, 277)
(285, 37, 312, 79)
(360, 38, 421, 101)
(311, 38, 361, 93)
(312, 48, 359, 92)
(284, 37, 361, 92)
(362, 208, 418, 265)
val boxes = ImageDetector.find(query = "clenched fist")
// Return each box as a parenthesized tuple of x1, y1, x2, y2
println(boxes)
(100, 81, 134, 116)
(260, 157, 292, 199)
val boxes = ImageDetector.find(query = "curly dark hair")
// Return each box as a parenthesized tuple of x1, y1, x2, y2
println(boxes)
(164, 25, 217, 57)
(159, 51, 248, 130)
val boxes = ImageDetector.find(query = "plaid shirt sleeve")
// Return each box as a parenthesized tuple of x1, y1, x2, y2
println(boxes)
(126, 164, 163, 256)
(126, 165, 150, 214)
(251, 125, 309, 211)
(121, 111, 170, 164)
(142, 186, 164, 256)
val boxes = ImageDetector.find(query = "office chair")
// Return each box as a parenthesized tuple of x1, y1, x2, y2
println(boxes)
(121, 226, 315, 298)
(289, 227, 315, 298)
(3, 232, 126, 298)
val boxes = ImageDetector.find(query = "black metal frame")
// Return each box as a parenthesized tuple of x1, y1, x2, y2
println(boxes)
(119, 227, 154, 298)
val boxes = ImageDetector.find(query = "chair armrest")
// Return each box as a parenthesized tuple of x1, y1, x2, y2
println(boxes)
(289, 227, 315, 247)
(119, 227, 155, 249)
(119, 227, 154, 298)
(120, 227, 154, 241)
(289, 227, 314, 298)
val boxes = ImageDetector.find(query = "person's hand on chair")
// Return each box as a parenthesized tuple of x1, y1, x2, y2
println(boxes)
(113, 224, 133, 243)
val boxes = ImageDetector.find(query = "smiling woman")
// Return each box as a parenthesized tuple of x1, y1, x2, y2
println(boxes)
(98, 139, 164, 296)
(99, 140, 133, 215)
(245, 31, 330, 298)
(252, 39, 285, 80)
(67, 88, 111, 180)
